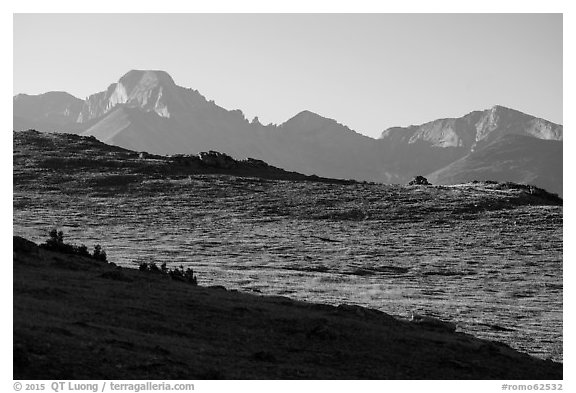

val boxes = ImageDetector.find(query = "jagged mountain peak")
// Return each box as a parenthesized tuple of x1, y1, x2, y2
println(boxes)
(482, 104, 564, 127)
(485, 104, 532, 121)
(379, 105, 562, 148)
(118, 69, 176, 93)
(77, 69, 184, 122)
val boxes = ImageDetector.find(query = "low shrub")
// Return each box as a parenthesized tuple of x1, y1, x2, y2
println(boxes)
(139, 261, 198, 285)
(42, 229, 73, 254)
(93, 244, 107, 262)
(148, 262, 160, 273)
(40, 229, 109, 263)
(75, 244, 90, 257)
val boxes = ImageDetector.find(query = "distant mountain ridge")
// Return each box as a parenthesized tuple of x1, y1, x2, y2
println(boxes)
(14, 91, 83, 123)
(13, 69, 563, 194)
(376, 105, 562, 192)
(379, 105, 562, 150)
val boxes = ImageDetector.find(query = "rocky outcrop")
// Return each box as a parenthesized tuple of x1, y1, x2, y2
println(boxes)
(408, 176, 431, 186)
(198, 151, 237, 169)
(171, 152, 268, 171)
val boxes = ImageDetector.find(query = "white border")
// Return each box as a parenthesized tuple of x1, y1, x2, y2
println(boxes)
(4, 2, 571, 390)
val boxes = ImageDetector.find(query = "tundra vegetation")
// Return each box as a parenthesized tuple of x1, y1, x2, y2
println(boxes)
(13, 130, 563, 374)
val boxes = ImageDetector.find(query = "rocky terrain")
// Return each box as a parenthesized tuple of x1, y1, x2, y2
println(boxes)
(13, 69, 563, 193)
(13, 236, 562, 379)
(13, 130, 563, 367)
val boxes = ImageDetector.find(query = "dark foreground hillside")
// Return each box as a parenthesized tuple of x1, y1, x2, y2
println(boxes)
(13, 237, 562, 380)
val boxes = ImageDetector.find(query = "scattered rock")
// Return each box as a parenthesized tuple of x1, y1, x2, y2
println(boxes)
(171, 154, 201, 168)
(198, 151, 236, 169)
(243, 158, 268, 168)
(408, 176, 431, 186)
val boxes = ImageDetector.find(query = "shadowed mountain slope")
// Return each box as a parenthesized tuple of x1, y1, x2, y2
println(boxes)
(427, 134, 563, 196)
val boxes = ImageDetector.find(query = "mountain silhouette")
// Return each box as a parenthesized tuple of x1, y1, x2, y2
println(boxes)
(13, 69, 563, 193)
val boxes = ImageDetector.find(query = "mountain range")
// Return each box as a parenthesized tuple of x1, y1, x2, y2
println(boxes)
(13, 69, 563, 195)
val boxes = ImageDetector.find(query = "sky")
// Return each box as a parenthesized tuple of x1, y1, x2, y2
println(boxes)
(13, 13, 562, 138)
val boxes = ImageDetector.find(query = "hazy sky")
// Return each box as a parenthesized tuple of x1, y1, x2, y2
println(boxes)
(13, 13, 562, 138)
